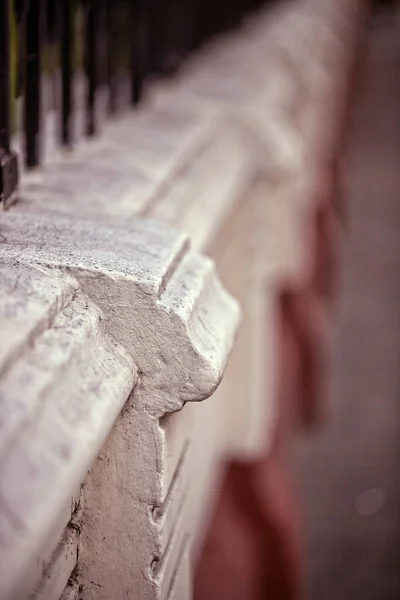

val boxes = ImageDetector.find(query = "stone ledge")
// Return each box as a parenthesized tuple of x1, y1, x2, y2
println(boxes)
(1, 212, 240, 416)
(0, 213, 240, 599)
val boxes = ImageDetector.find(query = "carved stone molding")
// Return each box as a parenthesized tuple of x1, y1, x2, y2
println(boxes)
(0, 212, 240, 600)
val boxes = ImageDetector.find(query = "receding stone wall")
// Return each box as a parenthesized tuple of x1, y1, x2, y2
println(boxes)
(0, 1, 364, 598)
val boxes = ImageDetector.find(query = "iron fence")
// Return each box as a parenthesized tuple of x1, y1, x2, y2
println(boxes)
(0, 0, 265, 205)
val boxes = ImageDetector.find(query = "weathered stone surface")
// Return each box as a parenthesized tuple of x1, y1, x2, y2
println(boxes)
(0, 259, 136, 600)
(0, 213, 240, 416)
(16, 104, 219, 221)
(0, 212, 240, 599)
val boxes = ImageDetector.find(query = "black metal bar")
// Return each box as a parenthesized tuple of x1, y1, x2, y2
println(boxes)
(130, 0, 149, 105)
(25, 0, 43, 167)
(15, 0, 27, 101)
(0, 0, 19, 204)
(130, 0, 139, 104)
(106, 0, 117, 114)
(0, 0, 12, 153)
(60, 0, 73, 146)
(84, 0, 97, 135)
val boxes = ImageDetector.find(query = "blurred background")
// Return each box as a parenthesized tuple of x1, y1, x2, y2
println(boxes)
(297, 1, 400, 598)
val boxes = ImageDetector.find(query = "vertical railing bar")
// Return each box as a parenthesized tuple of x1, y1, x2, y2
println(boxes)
(106, 0, 117, 114)
(46, 0, 60, 113)
(0, 0, 12, 153)
(130, 0, 138, 104)
(130, 0, 149, 105)
(84, 0, 97, 135)
(15, 0, 28, 110)
(24, 0, 43, 167)
(0, 0, 19, 205)
(60, 0, 73, 146)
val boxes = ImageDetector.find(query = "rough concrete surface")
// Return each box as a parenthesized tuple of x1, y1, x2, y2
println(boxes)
(296, 12, 400, 600)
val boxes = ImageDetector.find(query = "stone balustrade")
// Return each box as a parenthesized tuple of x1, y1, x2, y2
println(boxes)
(0, 0, 365, 598)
